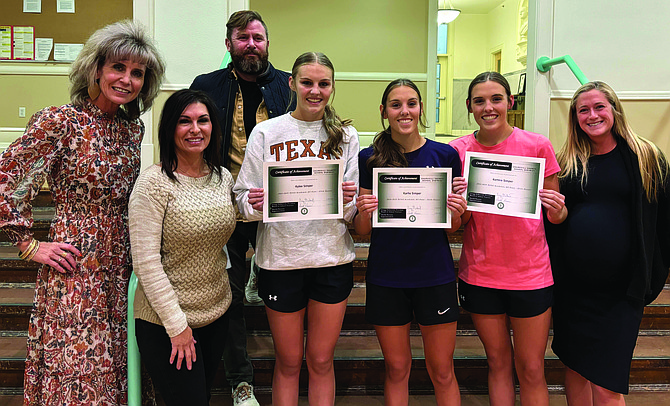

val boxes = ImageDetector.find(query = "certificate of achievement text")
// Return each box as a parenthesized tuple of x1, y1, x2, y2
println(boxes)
(372, 167, 452, 228)
(263, 160, 343, 223)
(463, 151, 545, 219)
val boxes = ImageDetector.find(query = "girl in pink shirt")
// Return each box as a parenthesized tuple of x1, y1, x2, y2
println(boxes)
(450, 72, 567, 406)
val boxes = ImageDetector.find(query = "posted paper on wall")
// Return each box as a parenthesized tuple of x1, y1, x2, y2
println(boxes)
(12, 26, 34, 60)
(35, 38, 53, 61)
(23, 0, 42, 13)
(54, 43, 83, 61)
(0, 26, 11, 59)
(57, 0, 75, 13)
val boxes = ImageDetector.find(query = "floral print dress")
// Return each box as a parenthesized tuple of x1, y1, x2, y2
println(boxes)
(0, 100, 143, 405)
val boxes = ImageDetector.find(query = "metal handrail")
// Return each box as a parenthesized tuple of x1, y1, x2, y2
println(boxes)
(219, 51, 231, 69)
(536, 55, 589, 85)
(127, 273, 141, 406)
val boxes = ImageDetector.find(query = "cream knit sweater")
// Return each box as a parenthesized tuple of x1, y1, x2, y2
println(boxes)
(129, 165, 235, 337)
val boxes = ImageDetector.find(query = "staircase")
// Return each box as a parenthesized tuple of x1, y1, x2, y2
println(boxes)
(1, 191, 669, 403)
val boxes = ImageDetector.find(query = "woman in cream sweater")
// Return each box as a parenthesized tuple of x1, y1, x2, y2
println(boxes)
(129, 89, 236, 405)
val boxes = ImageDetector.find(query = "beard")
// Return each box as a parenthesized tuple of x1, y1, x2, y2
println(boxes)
(230, 46, 269, 76)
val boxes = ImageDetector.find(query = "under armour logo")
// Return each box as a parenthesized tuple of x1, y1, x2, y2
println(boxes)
(269, 295, 277, 301)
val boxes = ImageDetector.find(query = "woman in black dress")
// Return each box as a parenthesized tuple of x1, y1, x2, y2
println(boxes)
(547, 81, 670, 405)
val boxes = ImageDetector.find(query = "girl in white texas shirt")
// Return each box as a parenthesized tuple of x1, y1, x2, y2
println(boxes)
(233, 51, 359, 406)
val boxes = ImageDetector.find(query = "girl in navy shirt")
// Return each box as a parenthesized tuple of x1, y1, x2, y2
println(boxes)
(353, 79, 466, 405)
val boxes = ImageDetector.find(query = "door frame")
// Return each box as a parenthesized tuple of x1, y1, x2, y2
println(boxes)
(426, 0, 554, 138)
(525, 0, 553, 137)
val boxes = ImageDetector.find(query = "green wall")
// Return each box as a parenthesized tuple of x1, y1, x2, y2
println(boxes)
(252, 0, 428, 73)
(251, 0, 430, 138)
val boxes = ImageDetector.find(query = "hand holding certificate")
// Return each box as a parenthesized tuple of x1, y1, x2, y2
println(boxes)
(463, 151, 545, 219)
(263, 160, 343, 223)
(372, 167, 452, 228)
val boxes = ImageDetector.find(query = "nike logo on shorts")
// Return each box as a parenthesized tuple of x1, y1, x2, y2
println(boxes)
(438, 308, 450, 315)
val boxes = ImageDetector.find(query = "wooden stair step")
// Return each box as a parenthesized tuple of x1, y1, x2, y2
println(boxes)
(2, 285, 669, 332)
(1, 334, 669, 391)
(2, 391, 670, 406)
(0, 288, 33, 304)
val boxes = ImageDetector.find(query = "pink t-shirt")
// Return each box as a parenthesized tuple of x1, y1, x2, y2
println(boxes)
(450, 128, 560, 290)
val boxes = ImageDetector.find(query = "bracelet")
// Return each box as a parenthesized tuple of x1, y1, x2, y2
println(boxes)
(24, 240, 40, 261)
(25, 240, 40, 261)
(18, 239, 36, 260)
(18, 239, 38, 260)
(18, 239, 40, 261)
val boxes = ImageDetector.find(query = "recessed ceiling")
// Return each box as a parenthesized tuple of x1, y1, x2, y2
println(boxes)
(448, 0, 507, 14)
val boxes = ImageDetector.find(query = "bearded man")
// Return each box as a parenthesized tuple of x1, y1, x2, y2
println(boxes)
(190, 10, 294, 406)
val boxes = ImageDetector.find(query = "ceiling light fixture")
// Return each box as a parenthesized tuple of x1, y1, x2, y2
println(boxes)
(437, 1, 461, 24)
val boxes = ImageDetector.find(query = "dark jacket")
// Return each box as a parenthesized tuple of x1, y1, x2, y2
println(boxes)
(190, 62, 294, 169)
(546, 140, 670, 305)
(620, 141, 670, 304)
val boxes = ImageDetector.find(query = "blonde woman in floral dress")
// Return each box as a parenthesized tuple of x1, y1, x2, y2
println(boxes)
(0, 21, 164, 405)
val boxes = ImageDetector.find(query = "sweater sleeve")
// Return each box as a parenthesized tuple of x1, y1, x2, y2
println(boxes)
(233, 125, 265, 221)
(342, 126, 360, 222)
(129, 170, 188, 338)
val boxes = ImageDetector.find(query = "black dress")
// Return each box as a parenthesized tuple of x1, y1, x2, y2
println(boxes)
(550, 145, 644, 394)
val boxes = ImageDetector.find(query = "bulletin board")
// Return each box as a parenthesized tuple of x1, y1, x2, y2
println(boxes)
(3, 0, 132, 59)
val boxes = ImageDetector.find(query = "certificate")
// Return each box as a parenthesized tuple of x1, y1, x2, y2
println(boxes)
(463, 151, 545, 219)
(372, 167, 452, 228)
(263, 160, 343, 223)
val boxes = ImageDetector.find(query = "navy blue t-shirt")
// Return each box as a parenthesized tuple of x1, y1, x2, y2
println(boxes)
(359, 138, 462, 288)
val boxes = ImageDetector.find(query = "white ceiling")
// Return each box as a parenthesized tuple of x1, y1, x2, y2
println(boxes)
(447, 0, 507, 14)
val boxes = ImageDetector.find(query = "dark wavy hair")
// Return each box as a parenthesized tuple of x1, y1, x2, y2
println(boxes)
(367, 78, 426, 170)
(158, 89, 223, 182)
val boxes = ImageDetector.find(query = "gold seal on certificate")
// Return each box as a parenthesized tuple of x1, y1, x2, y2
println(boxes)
(263, 160, 343, 223)
(372, 167, 452, 228)
(463, 151, 545, 219)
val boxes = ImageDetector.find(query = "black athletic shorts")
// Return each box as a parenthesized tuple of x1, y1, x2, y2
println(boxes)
(366, 281, 459, 326)
(258, 262, 353, 313)
(458, 278, 553, 318)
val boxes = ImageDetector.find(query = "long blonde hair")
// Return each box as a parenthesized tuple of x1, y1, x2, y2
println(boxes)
(557, 81, 667, 201)
(289, 52, 352, 158)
